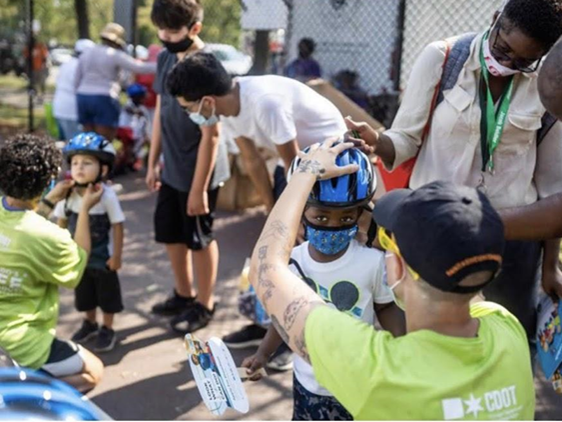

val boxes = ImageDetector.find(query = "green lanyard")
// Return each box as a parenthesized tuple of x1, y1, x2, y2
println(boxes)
(478, 32, 515, 173)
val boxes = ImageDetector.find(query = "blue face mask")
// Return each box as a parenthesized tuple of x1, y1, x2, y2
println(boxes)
(305, 222, 358, 255)
(188, 99, 219, 127)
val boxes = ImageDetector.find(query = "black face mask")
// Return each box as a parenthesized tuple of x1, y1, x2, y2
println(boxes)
(160, 35, 194, 54)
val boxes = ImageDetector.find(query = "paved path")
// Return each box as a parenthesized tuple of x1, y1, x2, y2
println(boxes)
(53, 171, 560, 420)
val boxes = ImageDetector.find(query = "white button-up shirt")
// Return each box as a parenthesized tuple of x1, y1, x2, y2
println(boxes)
(385, 32, 562, 209)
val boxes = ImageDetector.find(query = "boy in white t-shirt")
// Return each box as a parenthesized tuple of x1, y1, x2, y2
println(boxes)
(242, 147, 405, 420)
(166, 51, 347, 212)
(54, 132, 125, 353)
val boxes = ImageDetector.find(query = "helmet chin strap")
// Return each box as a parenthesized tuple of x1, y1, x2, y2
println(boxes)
(73, 168, 104, 188)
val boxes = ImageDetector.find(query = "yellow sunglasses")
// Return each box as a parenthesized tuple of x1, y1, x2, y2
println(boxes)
(378, 226, 420, 281)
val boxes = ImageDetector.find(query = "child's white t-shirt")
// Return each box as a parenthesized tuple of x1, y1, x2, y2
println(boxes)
(220, 75, 346, 155)
(53, 185, 125, 269)
(289, 239, 393, 396)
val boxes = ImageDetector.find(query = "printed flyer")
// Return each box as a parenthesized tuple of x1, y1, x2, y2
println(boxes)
(536, 295, 562, 392)
(184, 334, 250, 415)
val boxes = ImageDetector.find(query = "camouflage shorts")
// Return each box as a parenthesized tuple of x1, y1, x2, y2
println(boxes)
(292, 374, 353, 420)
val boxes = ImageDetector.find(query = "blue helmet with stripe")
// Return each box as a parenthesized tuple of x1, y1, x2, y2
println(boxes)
(288, 142, 377, 208)
(63, 132, 115, 167)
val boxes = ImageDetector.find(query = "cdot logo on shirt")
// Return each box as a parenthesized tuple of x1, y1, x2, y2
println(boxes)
(442, 386, 522, 420)
(0, 233, 11, 249)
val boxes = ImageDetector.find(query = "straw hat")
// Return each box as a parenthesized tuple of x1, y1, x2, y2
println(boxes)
(100, 23, 127, 49)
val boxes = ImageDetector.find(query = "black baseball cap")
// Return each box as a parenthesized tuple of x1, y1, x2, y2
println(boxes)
(372, 180, 504, 294)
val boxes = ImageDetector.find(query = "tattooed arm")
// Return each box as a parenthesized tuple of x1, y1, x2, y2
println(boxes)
(249, 140, 359, 363)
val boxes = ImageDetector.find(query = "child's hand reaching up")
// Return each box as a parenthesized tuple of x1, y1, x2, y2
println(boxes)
(241, 353, 268, 381)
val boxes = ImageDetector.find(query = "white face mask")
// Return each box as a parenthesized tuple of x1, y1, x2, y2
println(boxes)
(384, 251, 406, 311)
(482, 34, 521, 77)
(189, 99, 219, 127)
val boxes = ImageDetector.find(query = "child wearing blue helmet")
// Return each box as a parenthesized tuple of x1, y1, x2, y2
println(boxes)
(118, 83, 151, 171)
(55, 132, 125, 353)
(242, 145, 405, 420)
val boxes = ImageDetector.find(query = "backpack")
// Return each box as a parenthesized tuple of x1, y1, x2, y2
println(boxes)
(377, 33, 557, 191)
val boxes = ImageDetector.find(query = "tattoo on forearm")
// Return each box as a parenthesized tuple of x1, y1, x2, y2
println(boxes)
(261, 220, 289, 241)
(295, 330, 310, 363)
(256, 245, 276, 304)
(297, 159, 326, 180)
(283, 296, 308, 331)
(271, 315, 290, 345)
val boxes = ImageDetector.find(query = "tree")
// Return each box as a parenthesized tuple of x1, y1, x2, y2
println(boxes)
(74, 0, 89, 39)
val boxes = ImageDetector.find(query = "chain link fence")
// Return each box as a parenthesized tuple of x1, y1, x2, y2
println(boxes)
(0, 0, 523, 137)
(401, 0, 504, 88)
(278, 0, 505, 127)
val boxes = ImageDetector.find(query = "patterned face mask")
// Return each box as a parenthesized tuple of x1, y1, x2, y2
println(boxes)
(305, 222, 358, 255)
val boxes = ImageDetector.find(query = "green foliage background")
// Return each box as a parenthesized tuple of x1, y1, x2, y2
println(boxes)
(0, 0, 242, 47)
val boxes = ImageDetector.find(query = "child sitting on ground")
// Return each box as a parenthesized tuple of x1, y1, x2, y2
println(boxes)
(242, 146, 405, 420)
(55, 132, 125, 353)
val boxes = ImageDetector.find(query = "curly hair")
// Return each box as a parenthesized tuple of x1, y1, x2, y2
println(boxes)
(503, 0, 562, 49)
(0, 134, 62, 200)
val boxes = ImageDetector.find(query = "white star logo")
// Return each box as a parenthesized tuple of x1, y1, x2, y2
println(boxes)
(464, 394, 483, 418)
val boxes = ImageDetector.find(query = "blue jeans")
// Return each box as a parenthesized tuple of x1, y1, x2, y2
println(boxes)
(56, 118, 81, 140)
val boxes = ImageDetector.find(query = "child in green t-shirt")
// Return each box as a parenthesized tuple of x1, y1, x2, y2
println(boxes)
(0, 134, 104, 392)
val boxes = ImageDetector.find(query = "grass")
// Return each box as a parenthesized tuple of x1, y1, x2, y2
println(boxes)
(0, 72, 53, 131)
(0, 74, 28, 91)
(0, 103, 45, 130)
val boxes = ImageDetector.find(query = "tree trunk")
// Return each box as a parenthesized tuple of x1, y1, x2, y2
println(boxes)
(74, 0, 90, 39)
(249, 30, 269, 75)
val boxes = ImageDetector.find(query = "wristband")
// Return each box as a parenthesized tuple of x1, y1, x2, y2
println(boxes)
(41, 197, 55, 209)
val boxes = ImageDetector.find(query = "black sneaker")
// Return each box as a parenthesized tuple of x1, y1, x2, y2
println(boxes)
(222, 324, 267, 349)
(266, 343, 293, 372)
(170, 302, 214, 334)
(94, 326, 116, 353)
(152, 290, 196, 316)
(71, 320, 98, 343)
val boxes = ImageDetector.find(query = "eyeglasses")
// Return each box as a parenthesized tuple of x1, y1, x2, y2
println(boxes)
(377, 226, 419, 281)
(490, 22, 543, 73)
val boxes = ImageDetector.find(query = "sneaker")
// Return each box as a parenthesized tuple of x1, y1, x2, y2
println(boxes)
(94, 326, 116, 353)
(222, 324, 267, 349)
(152, 290, 196, 316)
(170, 302, 214, 334)
(71, 320, 98, 343)
(266, 343, 293, 372)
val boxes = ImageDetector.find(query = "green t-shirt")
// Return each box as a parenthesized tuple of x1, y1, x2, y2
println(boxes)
(306, 302, 535, 420)
(0, 198, 87, 369)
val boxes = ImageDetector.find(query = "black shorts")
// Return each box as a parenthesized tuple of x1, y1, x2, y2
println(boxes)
(154, 183, 219, 250)
(40, 339, 84, 378)
(75, 267, 123, 314)
(273, 165, 287, 202)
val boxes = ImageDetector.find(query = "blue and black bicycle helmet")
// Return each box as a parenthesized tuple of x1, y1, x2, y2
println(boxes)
(287, 142, 377, 208)
(63, 132, 116, 168)
(0, 368, 107, 420)
(126, 83, 147, 98)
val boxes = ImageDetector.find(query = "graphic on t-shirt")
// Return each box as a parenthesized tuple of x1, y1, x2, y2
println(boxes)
(290, 259, 363, 317)
(184, 334, 249, 416)
(441, 385, 523, 420)
(536, 295, 562, 387)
